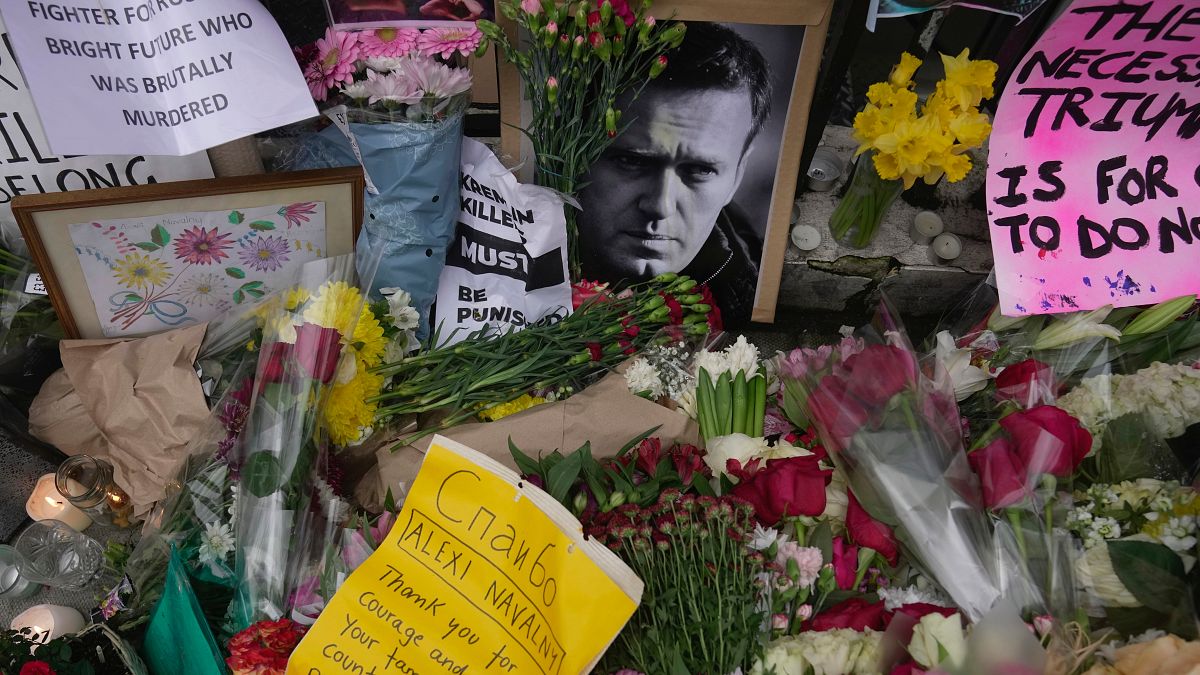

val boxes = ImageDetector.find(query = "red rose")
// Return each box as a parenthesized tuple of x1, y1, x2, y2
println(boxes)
(892, 602, 957, 622)
(999, 405, 1091, 478)
(807, 373, 870, 454)
(889, 663, 926, 675)
(20, 662, 56, 675)
(294, 323, 343, 384)
(729, 455, 831, 524)
(847, 491, 900, 566)
(832, 536, 859, 590)
(806, 597, 888, 632)
(259, 342, 293, 384)
(995, 359, 1057, 408)
(967, 437, 1031, 509)
(841, 344, 918, 407)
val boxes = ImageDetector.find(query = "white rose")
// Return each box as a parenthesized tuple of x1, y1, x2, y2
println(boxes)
(908, 612, 967, 670)
(1075, 542, 1140, 608)
(823, 468, 849, 526)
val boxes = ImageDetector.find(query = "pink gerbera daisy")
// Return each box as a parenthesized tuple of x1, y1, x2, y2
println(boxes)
(173, 226, 233, 265)
(416, 26, 482, 59)
(307, 29, 361, 101)
(358, 28, 420, 58)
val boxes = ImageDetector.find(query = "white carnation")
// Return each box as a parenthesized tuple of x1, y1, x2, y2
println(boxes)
(751, 629, 881, 675)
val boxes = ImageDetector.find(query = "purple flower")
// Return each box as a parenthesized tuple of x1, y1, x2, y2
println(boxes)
(238, 235, 291, 272)
(173, 226, 233, 265)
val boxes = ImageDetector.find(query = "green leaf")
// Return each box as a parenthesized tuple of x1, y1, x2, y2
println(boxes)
(225, 266, 246, 279)
(509, 437, 542, 477)
(233, 288, 246, 304)
(1108, 539, 1187, 614)
(229, 210, 244, 224)
(383, 488, 397, 513)
(243, 451, 283, 497)
(249, 220, 275, 231)
(135, 241, 160, 252)
(545, 447, 584, 504)
(151, 224, 170, 247)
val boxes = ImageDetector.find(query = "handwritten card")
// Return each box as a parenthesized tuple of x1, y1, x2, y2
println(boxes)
(70, 202, 326, 337)
(286, 437, 642, 675)
(986, 0, 1200, 315)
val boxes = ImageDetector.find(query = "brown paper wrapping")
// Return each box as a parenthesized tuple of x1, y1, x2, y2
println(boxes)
(28, 325, 210, 516)
(357, 370, 699, 510)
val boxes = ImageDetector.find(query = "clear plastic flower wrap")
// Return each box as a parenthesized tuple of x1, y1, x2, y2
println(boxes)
(228, 254, 373, 630)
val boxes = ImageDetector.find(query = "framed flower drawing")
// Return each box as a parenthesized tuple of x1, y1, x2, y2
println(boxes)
(13, 168, 364, 339)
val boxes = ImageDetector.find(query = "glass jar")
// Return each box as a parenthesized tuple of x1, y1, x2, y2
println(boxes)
(0, 544, 41, 599)
(55, 455, 135, 528)
(14, 520, 103, 590)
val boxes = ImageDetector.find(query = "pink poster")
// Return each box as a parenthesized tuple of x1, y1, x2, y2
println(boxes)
(986, 0, 1200, 316)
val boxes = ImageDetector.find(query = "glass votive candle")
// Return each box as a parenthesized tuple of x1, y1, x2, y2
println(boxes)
(55, 455, 135, 527)
(14, 520, 103, 590)
(0, 544, 41, 599)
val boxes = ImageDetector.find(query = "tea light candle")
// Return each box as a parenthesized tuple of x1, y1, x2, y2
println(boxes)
(10, 605, 86, 643)
(790, 224, 822, 251)
(910, 211, 944, 244)
(931, 233, 962, 262)
(0, 545, 39, 599)
(26, 475, 92, 531)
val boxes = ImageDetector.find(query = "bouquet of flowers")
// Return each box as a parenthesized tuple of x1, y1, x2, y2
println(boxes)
(372, 274, 715, 444)
(477, 0, 685, 273)
(831, 50, 997, 248)
(229, 257, 371, 629)
(297, 26, 477, 120)
(225, 618, 307, 675)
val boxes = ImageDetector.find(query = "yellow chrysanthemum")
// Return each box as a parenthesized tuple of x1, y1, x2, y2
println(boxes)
(890, 52, 922, 88)
(285, 287, 311, 311)
(477, 394, 548, 422)
(113, 252, 171, 289)
(323, 369, 383, 446)
(303, 281, 363, 333)
(350, 305, 387, 368)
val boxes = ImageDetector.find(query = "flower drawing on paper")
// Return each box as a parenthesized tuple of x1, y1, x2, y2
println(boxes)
(278, 202, 319, 229)
(238, 235, 291, 272)
(179, 272, 226, 307)
(198, 521, 235, 566)
(416, 25, 483, 59)
(173, 225, 234, 265)
(113, 251, 171, 289)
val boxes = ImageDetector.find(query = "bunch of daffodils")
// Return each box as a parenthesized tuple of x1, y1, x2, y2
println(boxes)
(853, 50, 998, 188)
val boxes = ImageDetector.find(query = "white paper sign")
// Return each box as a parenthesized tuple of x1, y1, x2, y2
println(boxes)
(436, 138, 571, 345)
(0, 0, 317, 156)
(0, 15, 211, 243)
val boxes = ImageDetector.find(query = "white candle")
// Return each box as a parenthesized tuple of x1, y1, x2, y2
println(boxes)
(931, 233, 962, 261)
(911, 211, 944, 244)
(10, 605, 86, 643)
(26, 475, 92, 531)
(790, 224, 822, 251)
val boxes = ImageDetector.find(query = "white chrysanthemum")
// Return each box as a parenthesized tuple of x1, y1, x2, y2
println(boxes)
(198, 521, 234, 566)
(363, 56, 406, 72)
(749, 525, 783, 551)
(341, 80, 371, 99)
(877, 583, 952, 611)
(623, 358, 664, 398)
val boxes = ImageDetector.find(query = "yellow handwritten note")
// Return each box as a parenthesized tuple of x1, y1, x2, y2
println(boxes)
(287, 436, 643, 675)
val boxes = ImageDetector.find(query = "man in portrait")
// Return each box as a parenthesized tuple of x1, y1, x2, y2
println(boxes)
(577, 22, 772, 324)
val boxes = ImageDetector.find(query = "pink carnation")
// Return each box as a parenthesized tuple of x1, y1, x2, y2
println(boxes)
(307, 28, 360, 101)
(416, 25, 483, 59)
(776, 541, 824, 588)
(358, 27, 420, 57)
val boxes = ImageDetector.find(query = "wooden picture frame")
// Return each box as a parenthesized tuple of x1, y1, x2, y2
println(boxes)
(496, 0, 834, 323)
(13, 167, 365, 339)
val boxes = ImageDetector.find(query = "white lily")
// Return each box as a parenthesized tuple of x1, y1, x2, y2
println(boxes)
(1033, 305, 1122, 351)
(933, 330, 991, 401)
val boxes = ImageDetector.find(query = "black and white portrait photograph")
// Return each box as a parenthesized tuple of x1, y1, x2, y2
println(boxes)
(575, 21, 805, 324)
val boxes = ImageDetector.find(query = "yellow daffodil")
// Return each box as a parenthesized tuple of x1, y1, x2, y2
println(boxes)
(949, 111, 992, 147)
(890, 52, 922, 88)
(940, 48, 998, 110)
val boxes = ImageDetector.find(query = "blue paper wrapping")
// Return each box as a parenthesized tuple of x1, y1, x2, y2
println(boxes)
(289, 108, 465, 339)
